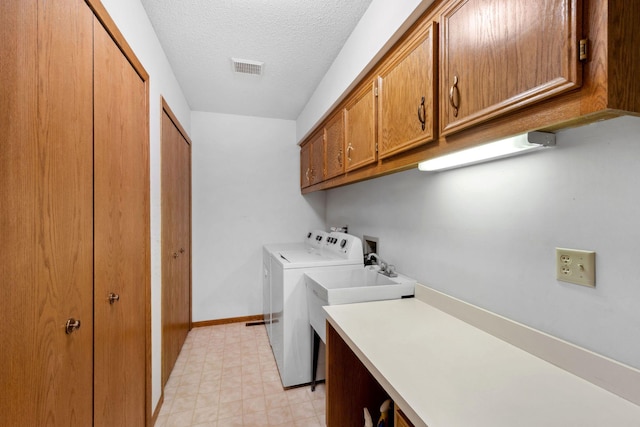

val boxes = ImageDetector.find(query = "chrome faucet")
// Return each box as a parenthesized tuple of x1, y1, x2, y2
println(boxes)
(365, 253, 398, 277)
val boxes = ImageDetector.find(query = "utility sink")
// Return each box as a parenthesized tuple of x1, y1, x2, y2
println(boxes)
(305, 266, 416, 343)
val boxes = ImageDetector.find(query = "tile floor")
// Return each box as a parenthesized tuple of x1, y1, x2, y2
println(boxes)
(155, 322, 326, 427)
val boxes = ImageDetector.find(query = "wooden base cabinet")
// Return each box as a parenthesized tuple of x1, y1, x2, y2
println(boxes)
(395, 407, 417, 427)
(1, 1, 150, 425)
(326, 324, 389, 427)
(326, 322, 420, 427)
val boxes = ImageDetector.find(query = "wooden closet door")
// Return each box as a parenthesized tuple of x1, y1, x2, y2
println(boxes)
(177, 122, 192, 339)
(93, 18, 149, 427)
(161, 110, 179, 386)
(0, 0, 94, 425)
(161, 106, 192, 387)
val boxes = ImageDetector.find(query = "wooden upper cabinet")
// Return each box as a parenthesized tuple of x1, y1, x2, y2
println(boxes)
(377, 21, 437, 159)
(299, 0, 640, 193)
(310, 131, 324, 184)
(324, 110, 345, 180)
(300, 140, 312, 188)
(300, 130, 323, 188)
(439, 0, 582, 136)
(344, 80, 377, 172)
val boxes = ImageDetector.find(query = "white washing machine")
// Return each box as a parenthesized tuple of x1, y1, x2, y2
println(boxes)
(263, 231, 363, 387)
(262, 230, 328, 341)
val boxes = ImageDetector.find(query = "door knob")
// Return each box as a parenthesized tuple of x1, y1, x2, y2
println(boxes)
(173, 252, 179, 259)
(65, 318, 81, 334)
(179, 248, 185, 254)
(108, 292, 120, 304)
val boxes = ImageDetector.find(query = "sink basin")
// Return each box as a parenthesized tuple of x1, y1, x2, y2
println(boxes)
(305, 266, 416, 342)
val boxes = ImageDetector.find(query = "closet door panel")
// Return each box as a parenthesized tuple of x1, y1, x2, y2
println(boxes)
(161, 111, 179, 386)
(161, 108, 191, 387)
(93, 18, 149, 427)
(176, 124, 191, 348)
(0, 0, 94, 425)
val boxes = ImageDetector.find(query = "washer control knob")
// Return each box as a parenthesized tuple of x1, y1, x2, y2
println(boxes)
(340, 239, 347, 248)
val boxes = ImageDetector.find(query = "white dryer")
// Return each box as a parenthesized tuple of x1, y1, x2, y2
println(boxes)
(263, 231, 363, 387)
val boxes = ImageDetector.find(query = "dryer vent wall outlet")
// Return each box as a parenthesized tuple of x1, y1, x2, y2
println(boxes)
(556, 248, 596, 287)
(363, 235, 378, 260)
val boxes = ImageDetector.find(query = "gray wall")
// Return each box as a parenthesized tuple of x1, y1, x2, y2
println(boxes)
(191, 111, 326, 321)
(325, 116, 640, 370)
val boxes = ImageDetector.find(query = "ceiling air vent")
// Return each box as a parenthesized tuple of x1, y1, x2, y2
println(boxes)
(231, 58, 264, 76)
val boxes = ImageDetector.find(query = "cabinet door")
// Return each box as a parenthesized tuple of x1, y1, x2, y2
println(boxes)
(440, 0, 582, 136)
(93, 18, 148, 427)
(1, 0, 94, 425)
(310, 131, 324, 185)
(300, 141, 312, 188)
(324, 110, 345, 180)
(326, 323, 389, 427)
(345, 81, 377, 171)
(378, 21, 437, 159)
(300, 130, 323, 188)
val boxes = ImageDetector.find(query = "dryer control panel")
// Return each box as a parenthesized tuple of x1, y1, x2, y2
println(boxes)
(323, 232, 363, 260)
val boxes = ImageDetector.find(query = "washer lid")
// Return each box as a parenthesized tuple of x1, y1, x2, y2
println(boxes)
(277, 250, 339, 264)
(276, 250, 363, 269)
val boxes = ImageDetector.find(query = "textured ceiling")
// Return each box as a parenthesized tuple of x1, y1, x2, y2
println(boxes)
(140, 0, 374, 120)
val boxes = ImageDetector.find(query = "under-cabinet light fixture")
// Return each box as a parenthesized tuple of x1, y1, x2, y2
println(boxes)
(418, 131, 556, 172)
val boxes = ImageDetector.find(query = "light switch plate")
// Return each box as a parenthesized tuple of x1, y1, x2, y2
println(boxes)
(556, 248, 596, 287)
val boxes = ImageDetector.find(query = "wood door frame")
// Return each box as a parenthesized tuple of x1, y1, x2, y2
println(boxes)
(85, 1, 151, 425)
(160, 96, 193, 384)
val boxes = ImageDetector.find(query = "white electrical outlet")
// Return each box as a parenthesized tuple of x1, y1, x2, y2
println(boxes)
(556, 248, 596, 287)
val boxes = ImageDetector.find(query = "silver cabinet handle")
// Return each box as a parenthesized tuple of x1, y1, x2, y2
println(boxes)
(65, 318, 81, 334)
(108, 293, 120, 304)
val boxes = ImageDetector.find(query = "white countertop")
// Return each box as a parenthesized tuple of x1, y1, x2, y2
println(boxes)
(325, 288, 640, 427)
